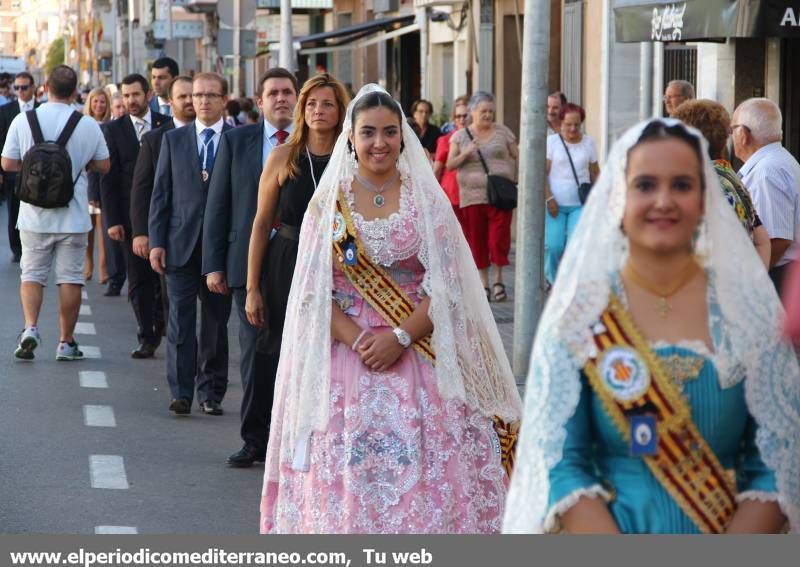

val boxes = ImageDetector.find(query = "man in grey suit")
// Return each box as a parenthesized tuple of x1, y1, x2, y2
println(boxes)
(202, 67, 298, 466)
(149, 73, 233, 416)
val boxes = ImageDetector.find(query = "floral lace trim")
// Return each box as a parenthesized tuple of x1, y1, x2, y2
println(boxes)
(736, 490, 779, 504)
(542, 485, 612, 533)
(342, 177, 422, 267)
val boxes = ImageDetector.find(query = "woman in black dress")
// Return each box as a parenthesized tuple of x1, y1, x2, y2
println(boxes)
(245, 74, 351, 355)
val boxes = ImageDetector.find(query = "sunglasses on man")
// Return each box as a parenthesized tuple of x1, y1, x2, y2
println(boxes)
(13, 84, 31, 91)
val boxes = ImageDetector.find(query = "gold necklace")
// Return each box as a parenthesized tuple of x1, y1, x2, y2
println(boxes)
(623, 260, 700, 318)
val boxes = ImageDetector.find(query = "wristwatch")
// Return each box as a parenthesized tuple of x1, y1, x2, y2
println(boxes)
(392, 327, 412, 348)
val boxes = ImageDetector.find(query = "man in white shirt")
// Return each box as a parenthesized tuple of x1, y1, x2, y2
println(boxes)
(1, 65, 110, 361)
(149, 73, 233, 417)
(0, 71, 39, 262)
(733, 97, 800, 293)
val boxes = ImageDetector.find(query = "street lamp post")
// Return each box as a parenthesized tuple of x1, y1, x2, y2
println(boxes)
(512, 0, 551, 382)
(279, 0, 293, 71)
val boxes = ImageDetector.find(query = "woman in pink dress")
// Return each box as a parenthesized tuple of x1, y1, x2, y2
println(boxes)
(259, 85, 522, 534)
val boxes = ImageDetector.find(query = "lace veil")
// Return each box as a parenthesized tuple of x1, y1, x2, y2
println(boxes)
(503, 118, 800, 533)
(264, 84, 522, 482)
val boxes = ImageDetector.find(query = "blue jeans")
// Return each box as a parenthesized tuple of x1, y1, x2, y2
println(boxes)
(545, 204, 583, 284)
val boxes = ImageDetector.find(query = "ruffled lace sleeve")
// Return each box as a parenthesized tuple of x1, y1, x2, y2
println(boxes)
(545, 373, 612, 530)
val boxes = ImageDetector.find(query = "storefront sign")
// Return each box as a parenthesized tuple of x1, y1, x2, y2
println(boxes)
(651, 3, 687, 40)
(615, 0, 800, 42)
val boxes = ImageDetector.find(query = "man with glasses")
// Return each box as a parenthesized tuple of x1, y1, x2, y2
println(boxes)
(0, 72, 39, 262)
(149, 73, 233, 417)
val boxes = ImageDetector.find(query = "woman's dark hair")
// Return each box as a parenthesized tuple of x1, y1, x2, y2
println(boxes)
(560, 102, 586, 122)
(225, 99, 241, 116)
(349, 91, 405, 154)
(629, 121, 706, 191)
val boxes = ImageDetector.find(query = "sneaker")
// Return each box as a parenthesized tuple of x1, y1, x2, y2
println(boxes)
(15, 327, 41, 360)
(56, 341, 84, 361)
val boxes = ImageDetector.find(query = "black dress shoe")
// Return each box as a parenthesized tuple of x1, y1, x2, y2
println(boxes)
(103, 285, 122, 297)
(169, 398, 191, 415)
(131, 342, 157, 359)
(199, 400, 223, 416)
(226, 445, 266, 468)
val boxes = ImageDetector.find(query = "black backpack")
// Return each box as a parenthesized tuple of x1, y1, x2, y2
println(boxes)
(15, 110, 83, 209)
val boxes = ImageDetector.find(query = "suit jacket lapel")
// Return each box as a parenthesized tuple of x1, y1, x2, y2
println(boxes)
(183, 123, 202, 186)
(122, 116, 138, 147)
(250, 122, 265, 187)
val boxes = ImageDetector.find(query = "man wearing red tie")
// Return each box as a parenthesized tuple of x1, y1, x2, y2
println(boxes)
(202, 67, 298, 466)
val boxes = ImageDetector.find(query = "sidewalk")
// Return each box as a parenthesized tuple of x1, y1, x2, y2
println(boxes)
(488, 246, 517, 364)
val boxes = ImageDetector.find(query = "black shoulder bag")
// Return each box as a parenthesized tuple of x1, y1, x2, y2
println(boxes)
(558, 134, 593, 205)
(465, 128, 517, 211)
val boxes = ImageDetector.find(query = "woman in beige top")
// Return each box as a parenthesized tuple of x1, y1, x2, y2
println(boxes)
(446, 91, 518, 301)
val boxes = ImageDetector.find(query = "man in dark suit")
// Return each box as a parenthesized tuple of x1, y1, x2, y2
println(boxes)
(148, 57, 179, 117)
(149, 72, 233, 416)
(0, 71, 38, 262)
(130, 75, 195, 261)
(101, 73, 168, 357)
(202, 67, 298, 466)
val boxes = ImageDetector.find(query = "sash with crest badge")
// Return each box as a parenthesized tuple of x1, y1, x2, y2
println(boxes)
(583, 295, 737, 533)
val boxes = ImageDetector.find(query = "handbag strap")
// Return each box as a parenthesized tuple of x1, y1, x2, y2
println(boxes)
(558, 134, 582, 187)
(465, 128, 492, 176)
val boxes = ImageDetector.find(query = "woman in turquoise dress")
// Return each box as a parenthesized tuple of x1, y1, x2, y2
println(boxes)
(504, 119, 800, 534)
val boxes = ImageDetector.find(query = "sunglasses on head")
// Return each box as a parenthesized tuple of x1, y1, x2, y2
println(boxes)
(13, 84, 31, 91)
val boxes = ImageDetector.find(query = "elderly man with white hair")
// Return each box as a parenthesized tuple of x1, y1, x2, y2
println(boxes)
(732, 97, 800, 293)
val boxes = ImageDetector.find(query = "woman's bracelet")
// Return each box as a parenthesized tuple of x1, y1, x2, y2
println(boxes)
(351, 329, 368, 351)
(546, 196, 555, 204)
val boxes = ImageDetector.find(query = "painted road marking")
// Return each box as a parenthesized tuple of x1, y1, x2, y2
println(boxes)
(83, 405, 117, 427)
(79, 371, 108, 389)
(89, 455, 129, 490)
(75, 322, 97, 335)
(95, 526, 138, 534)
(79, 305, 92, 316)
(81, 346, 102, 359)
(81, 290, 88, 300)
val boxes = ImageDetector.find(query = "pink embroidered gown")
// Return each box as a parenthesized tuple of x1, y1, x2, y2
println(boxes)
(260, 184, 508, 533)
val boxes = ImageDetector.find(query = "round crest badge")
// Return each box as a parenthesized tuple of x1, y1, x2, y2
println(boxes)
(598, 346, 650, 402)
(333, 212, 346, 242)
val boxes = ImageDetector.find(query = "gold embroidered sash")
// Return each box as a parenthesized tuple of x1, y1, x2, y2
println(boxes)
(583, 296, 737, 534)
(333, 191, 517, 476)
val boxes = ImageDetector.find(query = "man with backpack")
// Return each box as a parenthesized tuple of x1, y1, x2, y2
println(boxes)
(0, 65, 110, 361)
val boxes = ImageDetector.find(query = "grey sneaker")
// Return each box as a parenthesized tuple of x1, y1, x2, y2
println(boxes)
(15, 327, 41, 360)
(56, 341, 84, 361)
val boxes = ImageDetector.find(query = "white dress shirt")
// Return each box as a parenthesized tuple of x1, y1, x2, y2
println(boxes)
(18, 99, 35, 113)
(130, 110, 153, 142)
(739, 142, 800, 267)
(262, 121, 293, 166)
(195, 118, 224, 170)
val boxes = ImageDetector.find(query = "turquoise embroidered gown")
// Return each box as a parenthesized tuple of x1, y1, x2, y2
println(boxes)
(547, 293, 778, 533)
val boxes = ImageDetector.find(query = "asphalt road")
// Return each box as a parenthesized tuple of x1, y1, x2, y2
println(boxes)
(0, 205, 263, 534)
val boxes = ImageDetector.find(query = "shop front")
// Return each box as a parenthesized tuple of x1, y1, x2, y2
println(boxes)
(614, 0, 800, 157)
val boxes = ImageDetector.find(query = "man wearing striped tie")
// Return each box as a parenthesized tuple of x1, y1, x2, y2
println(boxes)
(100, 74, 168, 355)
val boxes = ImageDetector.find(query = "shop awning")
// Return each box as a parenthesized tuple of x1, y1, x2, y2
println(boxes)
(297, 14, 416, 49)
(264, 14, 419, 56)
(614, 0, 800, 43)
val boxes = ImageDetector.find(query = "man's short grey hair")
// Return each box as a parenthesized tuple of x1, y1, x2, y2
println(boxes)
(468, 91, 495, 111)
(667, 80, 695, 99)
(736, 98, 783, 146)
